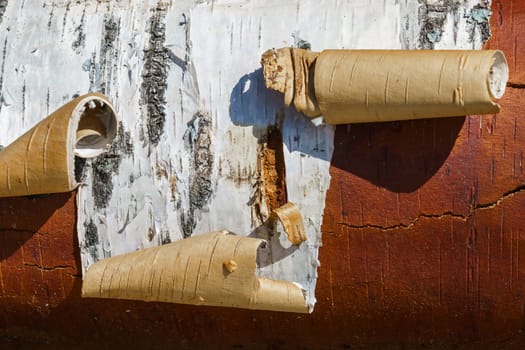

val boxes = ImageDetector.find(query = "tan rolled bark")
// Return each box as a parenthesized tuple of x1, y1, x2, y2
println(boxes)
(0, 93, 118, 197)
(82, 231, 310, 313)
(261, 48, 508, 124)
(271, 202, 307, 245)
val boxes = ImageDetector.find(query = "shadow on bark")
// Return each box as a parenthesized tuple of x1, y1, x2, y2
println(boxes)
(331, 117, 465, 192)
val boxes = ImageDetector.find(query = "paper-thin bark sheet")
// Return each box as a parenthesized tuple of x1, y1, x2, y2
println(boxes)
(82, 231, 309, 313)
(0, 0, 492, 313)
(262, 48, 508, 124)
(0, 93, 117, 197)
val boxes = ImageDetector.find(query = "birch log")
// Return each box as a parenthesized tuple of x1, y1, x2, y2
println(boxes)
(0, 0, 494, 312)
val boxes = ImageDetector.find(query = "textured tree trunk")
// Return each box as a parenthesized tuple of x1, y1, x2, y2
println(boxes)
(2, 0, 524, 349)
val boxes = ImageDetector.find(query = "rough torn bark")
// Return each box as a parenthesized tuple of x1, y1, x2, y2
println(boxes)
(141, 5, 169, 147)
(181, 112, 214, 237)
(418, 0, 460, 49)
(91, 122, 133, 209)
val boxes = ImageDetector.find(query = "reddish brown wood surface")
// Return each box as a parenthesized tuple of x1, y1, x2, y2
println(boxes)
(1, 2, 525, 349)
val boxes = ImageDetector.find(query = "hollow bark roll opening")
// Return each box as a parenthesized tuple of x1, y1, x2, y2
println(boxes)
(0, 93, 119, 197)
(75, 96, 118, 158)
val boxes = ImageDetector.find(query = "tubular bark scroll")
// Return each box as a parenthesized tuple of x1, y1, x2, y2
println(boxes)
(82, 231, 310, 313)
(261, 48, 508, 124)
(0, 93, 118, 197)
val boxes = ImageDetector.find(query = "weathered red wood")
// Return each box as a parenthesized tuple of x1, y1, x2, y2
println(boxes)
(487, 0, 525, 85)
(1, 1, 525, 348)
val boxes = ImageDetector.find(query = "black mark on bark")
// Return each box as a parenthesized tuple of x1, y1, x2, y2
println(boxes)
(0, 0, 8, 25)
(292, 32, 311, 50)
(84, 219, 99, 247)
(181, 112, 214, 237)
(75, 157, 87, 183)
(71, 7, 86, 52)
(141, 6, 169, 147)
(47, 3, 54, 31)
(0, 37, 8, 104)
(91, 122, 133, 209)
(83, 219, 99, 260)
(61, 0, 71, 40)
(84, 15, 120, 93)
(418, 0, 460, 49)
(99, 15, 120, 95)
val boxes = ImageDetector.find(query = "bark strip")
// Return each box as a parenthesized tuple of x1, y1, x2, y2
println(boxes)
(262, 48, 508, 124)
(0, 93, 118, 197)
(82, 230, 309, 313)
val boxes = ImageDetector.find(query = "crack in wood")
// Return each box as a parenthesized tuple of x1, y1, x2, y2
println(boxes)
(334, 185, 525, 231)
(507, 82, 525, 89)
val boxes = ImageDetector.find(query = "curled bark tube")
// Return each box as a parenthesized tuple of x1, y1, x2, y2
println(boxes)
(271, 202, 307, 245)
(82, 231, 310, 313)
(0, 93, 118, 197)
(261, 48, 508, 124)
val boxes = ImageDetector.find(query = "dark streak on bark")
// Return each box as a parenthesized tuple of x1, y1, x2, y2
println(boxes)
(83, 219, 99, 261)
(75, 157, 87, 183)
(21, 80, 25, 115)
(47, 3, 54, 31)
(61, 0, 71, 40)
(99, 15, 120, 96)
(86, 52, 98, 93)
(181, 112, 214, 237)
(0, 37, 7, 114)
(0, 0, 8, 25)
(141, 6, 169, 147)
(91, 122, 134, 209)
(45, 88, 50, 115)
(71, 6, 86, 52)
(418, 0, 460, 49)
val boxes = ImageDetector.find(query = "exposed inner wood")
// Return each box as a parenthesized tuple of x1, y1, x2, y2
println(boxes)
(258, 125, 288, 216)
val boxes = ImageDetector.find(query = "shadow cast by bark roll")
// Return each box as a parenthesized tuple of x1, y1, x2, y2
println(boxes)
(0, 192, 73, 261)
(230, 68, 464, 191)
(229, 68, 333, 163)
(331, 117, 465, 193)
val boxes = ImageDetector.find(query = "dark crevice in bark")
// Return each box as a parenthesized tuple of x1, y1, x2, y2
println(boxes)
(181, 112, 214, 238)
(141, 5, 169, 147)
